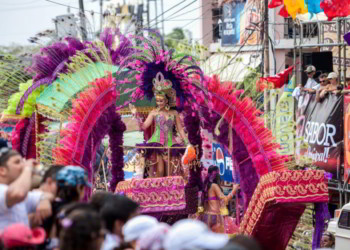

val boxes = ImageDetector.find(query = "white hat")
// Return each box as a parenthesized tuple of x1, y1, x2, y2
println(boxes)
(136, 223, 170, 250)
(163, 219, 229, 250)
(123, 215, 158, 243)
(327, 72, 338, 79)
(305, 65, 316, 73)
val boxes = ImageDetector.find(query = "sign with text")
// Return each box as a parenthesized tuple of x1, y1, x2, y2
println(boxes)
(296, 93, 343, 173)
(276, 89, 295, 155)
(212, 143, 239, 183)
(221, 0, 260, 46)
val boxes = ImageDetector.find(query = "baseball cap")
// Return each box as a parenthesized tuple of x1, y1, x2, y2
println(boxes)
(0, 223, 46, 248)
(163, 219, 229, 250)
(327, 72, 338, 79)
(56, 165, 91, 187)
(123, 215, 159, 243)
(305, 65, 316, 73)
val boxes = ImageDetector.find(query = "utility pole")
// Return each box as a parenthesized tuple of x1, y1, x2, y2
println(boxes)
(78, 0, 88, 41)
(100, 0, 103, 32)
(147, 0, 150, 27)
(161, 0, 165, 36)
(263, 0, 269, 77)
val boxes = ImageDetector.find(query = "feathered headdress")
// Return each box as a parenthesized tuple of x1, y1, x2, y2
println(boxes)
(117, 30, 203, 110)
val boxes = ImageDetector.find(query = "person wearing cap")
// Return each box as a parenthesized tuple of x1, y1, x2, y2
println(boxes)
(318, 72, 342, 101)
(0, 147, 53, 231)
(303, 65, 318, 91)
(122, 215, 159, 249)
(0, 223, 46, 250)
(163, 219, 229, 250)
(292, 65, 318, 100)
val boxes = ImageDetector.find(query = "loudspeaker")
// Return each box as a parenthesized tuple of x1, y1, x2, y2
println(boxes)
(302, 52, 333, 84)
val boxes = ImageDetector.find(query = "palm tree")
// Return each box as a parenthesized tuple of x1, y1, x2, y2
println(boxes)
(165, 27, 186, 50)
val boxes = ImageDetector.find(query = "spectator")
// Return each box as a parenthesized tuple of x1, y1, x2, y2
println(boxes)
(303, 66, 318, 90)
(320, 232, 335, 249)
(163, 219, 229, 250)
(318, 72, 342, 101)
(136, 223, 170, 250)
(89, 191, 116, 212)
(229, 235, 262, 250)
(59, 209, 105, 250)
(0, 147, 53, 230)
(317, 73, 329, 90)
(39, 165, 65, 196)
(36, 166, 91, 250)
(123, 216, 158, 250)
(0, 223, 46, 250)
(100, 195, 139, 250)
(293, 65, 318, 100)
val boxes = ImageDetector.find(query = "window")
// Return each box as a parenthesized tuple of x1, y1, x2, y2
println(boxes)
(338, 210, 350, 229)
(284, 18, 318, 39)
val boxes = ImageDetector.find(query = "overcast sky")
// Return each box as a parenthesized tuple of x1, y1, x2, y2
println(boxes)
(0, 0, 201, 45)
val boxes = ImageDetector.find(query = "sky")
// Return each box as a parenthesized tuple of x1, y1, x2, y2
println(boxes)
(0, 0, 201, 46)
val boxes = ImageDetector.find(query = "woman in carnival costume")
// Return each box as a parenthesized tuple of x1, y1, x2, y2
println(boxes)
(124, 32, 201, 179)
(129, 72, 189, 178)
(198, 165, 239, 234)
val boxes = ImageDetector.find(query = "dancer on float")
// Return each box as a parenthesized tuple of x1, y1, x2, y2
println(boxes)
(129, 72, 189, 178)
(200, 165, 239, 233)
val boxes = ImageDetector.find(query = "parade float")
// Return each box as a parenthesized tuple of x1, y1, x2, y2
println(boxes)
(0, 28, 330, 249)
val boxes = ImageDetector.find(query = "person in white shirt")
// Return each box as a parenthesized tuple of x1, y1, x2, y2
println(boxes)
(0, 147, 53, 231)
(303, 65, 318, 90)
(292, 65, 318, 100)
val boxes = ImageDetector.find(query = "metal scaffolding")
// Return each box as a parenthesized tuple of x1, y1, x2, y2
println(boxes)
(293, 17, 350, 208)
(293, 17, 350, 85)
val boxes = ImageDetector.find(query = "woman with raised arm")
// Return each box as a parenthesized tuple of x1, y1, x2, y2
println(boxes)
(129, 72, 189, 178)
(199, 165, 240, 233)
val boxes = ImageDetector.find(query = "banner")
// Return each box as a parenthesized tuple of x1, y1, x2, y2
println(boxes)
(222, 0, 260, 46)
(276, 87, 295, 156)
(212, 143, 239, 183)
(296, 93, 343, 173)
(344, 96, 350, 183)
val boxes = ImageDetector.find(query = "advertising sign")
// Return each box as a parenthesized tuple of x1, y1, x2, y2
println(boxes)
(212, 143, 239, 183)
(222, 0, 260, 46)
(296, 93, 343, 173)
(276, 88, 295, 155)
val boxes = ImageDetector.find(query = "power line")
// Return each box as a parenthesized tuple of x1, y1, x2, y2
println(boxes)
(148, 0, 188, 26)
(165, 2, 211, 21)
(149, 0, 198, 29)
(44, 0, 101, 15)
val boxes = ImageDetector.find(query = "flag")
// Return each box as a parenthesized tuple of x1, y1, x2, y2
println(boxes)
(260, 65, 295, 89)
